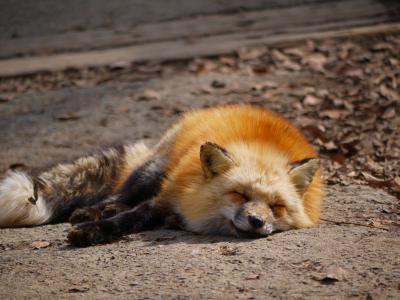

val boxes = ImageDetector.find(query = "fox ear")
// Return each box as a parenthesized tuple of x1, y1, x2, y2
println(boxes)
(289, 158, 320, 195)
(200, 142, 235, 178)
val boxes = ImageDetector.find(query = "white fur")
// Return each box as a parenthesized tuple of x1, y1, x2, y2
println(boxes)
(0, 172, 51, 227)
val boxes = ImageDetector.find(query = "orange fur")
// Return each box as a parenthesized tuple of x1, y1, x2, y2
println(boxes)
(158, 105, 323, 226)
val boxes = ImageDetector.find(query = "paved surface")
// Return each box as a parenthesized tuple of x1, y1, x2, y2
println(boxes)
(0, 67, 399, 298)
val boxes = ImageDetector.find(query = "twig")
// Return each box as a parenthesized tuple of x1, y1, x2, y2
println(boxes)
(320, 217, 389, 231)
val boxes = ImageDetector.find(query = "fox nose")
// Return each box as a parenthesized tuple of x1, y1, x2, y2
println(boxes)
(248, 215, 265, 229)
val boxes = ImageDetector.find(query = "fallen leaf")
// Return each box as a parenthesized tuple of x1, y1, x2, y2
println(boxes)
(238, 46, 267, 60)
(31, 241, 50, 249)
(382, 107, 396, 119)
(0, 93, 15, 102)
(109, 60, 130, 70)
(319, 110, 350, 119)
(303, 95, 322, 106)
(211, 80, 226, 89)
(219, 245, 238, 256)
(313, 266, 349, 284)
(251, 80, 278, 91)
(252, 64, 268, 74)
(56, 112, 81, 121)
(188, 59, 217, 74)
(302, 53, 327, 72)
(68, 287, 89, 293)
(245, 274, 260, 280)
(9, 163, 27, 170)
(219, 56, 236, 66)
(138, 89, 161, 101)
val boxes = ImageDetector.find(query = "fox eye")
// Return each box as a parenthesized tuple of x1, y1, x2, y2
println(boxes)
(228, 191, 249, 203)
(271, 204, 287, 218)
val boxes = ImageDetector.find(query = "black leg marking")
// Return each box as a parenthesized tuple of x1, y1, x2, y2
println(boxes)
(117, 158, 166, 206)
(67, 200, 168, 247)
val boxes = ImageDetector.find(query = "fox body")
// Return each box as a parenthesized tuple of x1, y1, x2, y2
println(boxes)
(0, 105, 323, 246)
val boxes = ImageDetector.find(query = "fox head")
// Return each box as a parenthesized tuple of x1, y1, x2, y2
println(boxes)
(179, 142, 321, 238)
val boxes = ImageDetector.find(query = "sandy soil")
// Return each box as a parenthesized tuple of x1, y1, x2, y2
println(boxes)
(0, 36, 399, 298)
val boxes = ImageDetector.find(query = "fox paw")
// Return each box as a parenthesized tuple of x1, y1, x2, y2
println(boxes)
(67, 221, 116, 247)
(101, 203, 130, 219)
(69, 207, 102, 225)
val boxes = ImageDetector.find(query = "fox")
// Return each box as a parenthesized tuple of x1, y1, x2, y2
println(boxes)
(0, 104, 323, 246)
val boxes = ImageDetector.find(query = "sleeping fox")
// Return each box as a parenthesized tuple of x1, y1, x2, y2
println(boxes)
(0, 105, 323, 246)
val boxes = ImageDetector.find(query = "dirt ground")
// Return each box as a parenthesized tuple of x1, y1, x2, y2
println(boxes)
(0, 33, 399, 299)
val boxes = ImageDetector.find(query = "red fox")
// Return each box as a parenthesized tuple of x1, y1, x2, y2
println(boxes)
(0, 105, 323, 246)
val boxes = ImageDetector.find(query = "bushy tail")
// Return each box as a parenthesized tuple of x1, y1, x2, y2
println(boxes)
(0, 142, 151, 228)
(0, 172, 51, 227)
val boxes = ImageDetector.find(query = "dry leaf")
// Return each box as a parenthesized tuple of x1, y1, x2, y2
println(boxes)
(0, 93, 15, 102)
(319, 110, 350, 119)
(302, 53, 327, 71)
(245, 274, 260, 280)
(138, 89, 161, 101)
(313, 266, 349, 284)
(238, 46, 267, 60)
(303, 95, 322, 106)
(211, 80, 226, 89)
(219, 245, 238, 256)
(382, 107, 396, 119)
(219, 56, 236, 66)
(56, 112, 81, 121)
(31, 241, 50, 249)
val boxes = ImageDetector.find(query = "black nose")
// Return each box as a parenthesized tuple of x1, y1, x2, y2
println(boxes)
(248, 215, 265, 229)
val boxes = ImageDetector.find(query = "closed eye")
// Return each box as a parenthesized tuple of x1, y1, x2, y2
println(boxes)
(271, 204, 287, 218)
(228, 191, 249, 204)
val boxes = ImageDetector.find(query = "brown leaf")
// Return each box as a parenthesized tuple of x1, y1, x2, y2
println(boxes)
(252, 64, 268, 74)
(9, 163, 27, 171)
(382, 107, 396, 119)
(211, 80, 226, 89)
(0, 93, 15, 102)
(323, 141, 338, 151)
(188, 59, 217, 74)
(31, 241, 50, 249)
(219, 245, 238, 256)
(319, 110, 350, 119)
(313, 266, 349, 284)
(219, 56, 236, 66)
(379, 84, 399, 101)
(361, 172, 388, 188)
(282, 60, 301, 71)
(112, 105, 130, 114)
(56, 112, 81, 121)
(138, 89, 161, 101)
(251, 80, 278, 91)
(238, 46, 267, 60)
(245, 274, 260, 280)
(271, 49, 290, 62)
(284, 47, 307, 58)
(302, 53, 327, 72)
(109, 60, 130, 70)
(391, 177, 400, 192)
(303, 95, 322, 106)
(345, 68, 363, 78)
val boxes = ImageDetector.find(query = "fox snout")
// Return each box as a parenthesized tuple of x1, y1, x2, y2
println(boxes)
(231, 201, 276, 237)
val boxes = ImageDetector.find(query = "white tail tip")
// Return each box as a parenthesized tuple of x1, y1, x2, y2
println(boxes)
(0, 172, 51, 227)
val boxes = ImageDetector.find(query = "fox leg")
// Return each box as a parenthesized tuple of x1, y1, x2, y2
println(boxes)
(69, 196, 131, 225)
(67, 199, 169, 247)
